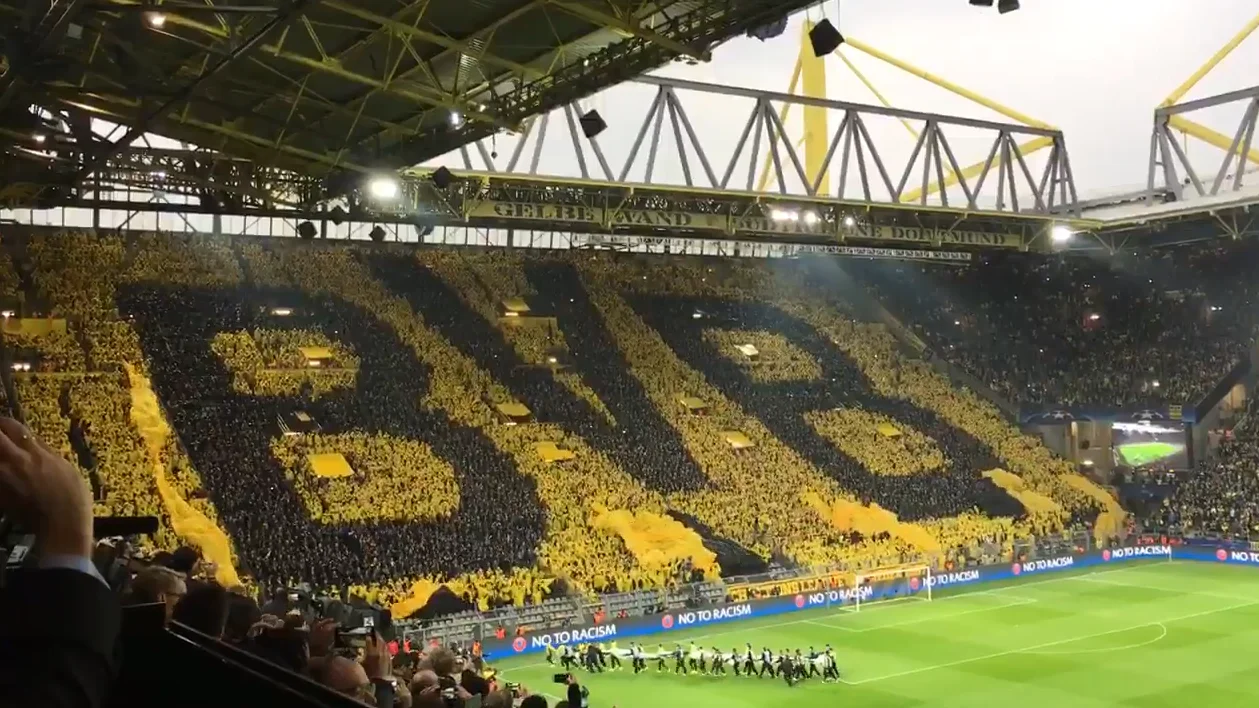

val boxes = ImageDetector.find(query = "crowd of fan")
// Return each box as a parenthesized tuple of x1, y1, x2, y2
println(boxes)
(271, 432, 461, 526)
(851, 243, 1259, 407)
(0, 231, 1119, 615)
(120, 554, 563, 708)
(576, 254, 1110, 565)
(9, 233, 226, 554)
(805, 409, 948, 477)
(0, 406, 570, 708)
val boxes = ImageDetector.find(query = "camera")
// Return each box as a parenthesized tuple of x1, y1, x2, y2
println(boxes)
(438, 674, 459, 704)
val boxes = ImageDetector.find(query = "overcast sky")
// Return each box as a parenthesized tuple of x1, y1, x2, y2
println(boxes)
(433, 0, 1259, 203)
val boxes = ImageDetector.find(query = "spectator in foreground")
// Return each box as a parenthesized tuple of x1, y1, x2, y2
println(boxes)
(0, 417, 119, 708)
(313, 632, 397, 708)
(126, 565, 188, 623)
(171, 581, 231, 638)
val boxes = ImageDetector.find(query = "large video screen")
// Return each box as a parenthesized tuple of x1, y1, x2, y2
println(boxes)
(1112, 421, 1188, 470)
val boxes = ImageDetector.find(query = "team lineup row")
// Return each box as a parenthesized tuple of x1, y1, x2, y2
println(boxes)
(543, 641, 842, 685)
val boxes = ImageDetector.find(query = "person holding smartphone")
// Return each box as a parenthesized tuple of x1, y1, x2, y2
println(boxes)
(552, 674, 588, 708)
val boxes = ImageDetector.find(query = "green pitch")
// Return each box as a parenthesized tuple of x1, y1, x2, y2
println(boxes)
(495, 562, 1259, 707)
(1117, 441, 1183, 467)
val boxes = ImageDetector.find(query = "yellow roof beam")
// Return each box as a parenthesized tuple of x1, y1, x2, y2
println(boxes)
(842, 37, 1055, 130)
(1161, 10, 1259, 107)
(752, 22, 831, 194)
(799, 20, 829, 195)
(835, 49, 918, 140)
(823, 37, 1055, 203)
(548, 0, 710, 62)
(1169, 114, 1259, 166)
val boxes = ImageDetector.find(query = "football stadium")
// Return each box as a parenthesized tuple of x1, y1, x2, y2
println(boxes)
(2, 1, 1259, 708)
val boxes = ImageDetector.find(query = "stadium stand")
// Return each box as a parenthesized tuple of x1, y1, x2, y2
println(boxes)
(18, 229, 1259, 708)
(851, 242, 1259, 408)
(0, 231, 1122, 617)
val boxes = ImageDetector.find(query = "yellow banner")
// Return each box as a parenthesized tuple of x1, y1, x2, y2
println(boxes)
(468, 200, 1023, 248)
(3, 318, 68, 336)
(592, 507, 718, 578)
(726, 571, 846, 603)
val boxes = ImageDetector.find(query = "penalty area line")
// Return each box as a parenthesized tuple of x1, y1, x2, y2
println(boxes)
(1019, 622, 1168, 656)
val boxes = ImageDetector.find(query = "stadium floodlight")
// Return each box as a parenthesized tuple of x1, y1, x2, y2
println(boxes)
(448, 111, 464, 128)
(802, 211, 820, 226)
(998, 0, 1019, 13)
(770, 209, 799, 222)
(1151, 380, 1160, 388)
(842, 215, 857, 228)
(367, 175, 400, 201)
(1088, 313, 1100, 321)
(32, 133, 45, 144)
(146, 11, 166, 27)
(1050, 224, 1073, 243)
(0, 310, 12, 318)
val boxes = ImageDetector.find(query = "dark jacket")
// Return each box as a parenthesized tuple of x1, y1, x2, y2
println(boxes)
(0, 567, 121, 708)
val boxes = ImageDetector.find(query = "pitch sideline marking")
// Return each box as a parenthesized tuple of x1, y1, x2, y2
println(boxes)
(1068, 574, 1258, 602)
(809, 595, 1039, 634)
(841, 598, 1259, 686)
(505, 562, 1165, 671)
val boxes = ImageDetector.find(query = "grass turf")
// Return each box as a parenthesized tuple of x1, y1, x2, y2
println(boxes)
(495, 561, 1259, 707)
(1117, 441, 1183, 467)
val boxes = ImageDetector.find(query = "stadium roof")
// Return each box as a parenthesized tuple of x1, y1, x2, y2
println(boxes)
(0, 0, 813, 180)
